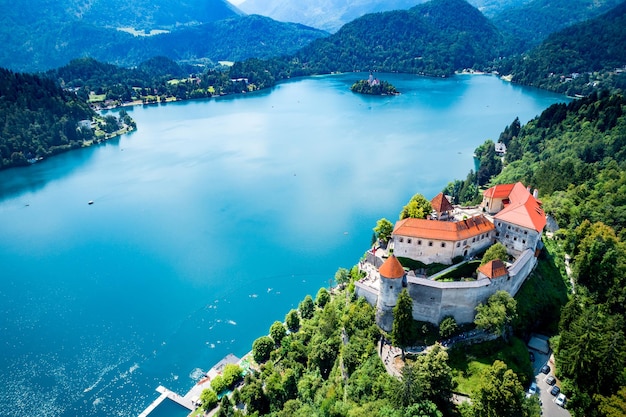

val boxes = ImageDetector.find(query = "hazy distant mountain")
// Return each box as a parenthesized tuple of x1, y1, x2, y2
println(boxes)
(492, 0, 624, 51)
(0, 0, 327, 72)
(236, 0, 532, 31)
(291, 0, 504, 75)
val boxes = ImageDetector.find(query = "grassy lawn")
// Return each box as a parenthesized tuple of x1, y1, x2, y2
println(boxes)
(435, 260, 480, 281)
(88, 93, 106, 102)
(513, 236, 569, 335)
(448, 336, 533, 395)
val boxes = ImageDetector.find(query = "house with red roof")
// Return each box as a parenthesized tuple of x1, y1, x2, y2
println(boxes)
(430, 192, 454, 219)
(482, 182, 546, 256)
(392, 215, 495, 265)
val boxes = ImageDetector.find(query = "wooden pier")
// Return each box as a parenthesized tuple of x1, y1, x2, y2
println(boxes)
(138, 385, 194, 417)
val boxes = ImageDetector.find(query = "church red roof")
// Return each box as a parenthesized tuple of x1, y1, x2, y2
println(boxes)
(477, 259, 508, 279)
(430, 192, 454, 213)
(379, 255, 405, 279)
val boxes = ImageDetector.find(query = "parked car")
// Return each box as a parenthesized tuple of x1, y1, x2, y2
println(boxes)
(545, 375, 556, 385)
(541, 364, 550, 374)
(551, 385, 561, 396)
(555, 393, 566, 407)
(526, 382, 538, 398)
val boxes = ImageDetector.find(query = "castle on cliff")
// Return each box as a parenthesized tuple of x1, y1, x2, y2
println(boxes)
(355, 182, 546, 331)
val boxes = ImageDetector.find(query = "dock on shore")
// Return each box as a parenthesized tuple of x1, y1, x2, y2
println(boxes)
(138, 386, 194, 417)
(138, 353, 250, 417)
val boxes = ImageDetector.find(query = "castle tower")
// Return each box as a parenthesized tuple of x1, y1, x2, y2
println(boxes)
(375, 255, 406, 332)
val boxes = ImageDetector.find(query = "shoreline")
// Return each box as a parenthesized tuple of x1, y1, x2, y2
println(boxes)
(139, 351, 255, 417)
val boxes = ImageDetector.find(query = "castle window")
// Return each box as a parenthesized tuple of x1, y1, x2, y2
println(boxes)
(399, 238, 404, 243)
(524, 231, 528, 235)
(418, 240, 422, 245)
(463, 240, 467, 245)
(514, 237, 517, 241)
(507, 225, 511, 230)
(441, 242, 446, 248)
(506, 234, 510, 239)
(472, 237, 476, 243)
(407, 239, 412, 244)
(522, 240, 526, 244)
(496, 232, 500, 237)
(428, 241, 433, 247)
(456, 242, 460, 248)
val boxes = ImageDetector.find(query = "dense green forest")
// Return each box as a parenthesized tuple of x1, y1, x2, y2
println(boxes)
(464, 91, 626, 417)
(0, 68, 133, 170)
(491, 0, 623, 52)
(500, 1, 626, 96)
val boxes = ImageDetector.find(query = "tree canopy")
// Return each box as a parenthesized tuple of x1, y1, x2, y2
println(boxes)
(399, 194, 433, 220)
(391, 289, 414, 359)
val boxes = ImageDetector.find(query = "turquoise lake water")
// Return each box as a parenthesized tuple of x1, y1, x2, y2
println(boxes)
(0, 73, 568, 416)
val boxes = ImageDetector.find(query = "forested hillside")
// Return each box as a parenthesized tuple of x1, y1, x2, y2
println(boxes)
(492, 0, 623, 52)
(481, 92, 626, 417)
(291, 0, 504, 76)
(500, 1, 626, 95)
(0, 1, 327, 72)
(44, 57, 277, 106)
(0, 69, 96, 169)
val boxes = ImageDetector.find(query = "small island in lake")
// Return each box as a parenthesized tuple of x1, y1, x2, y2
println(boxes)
(351, 73, 399, 95)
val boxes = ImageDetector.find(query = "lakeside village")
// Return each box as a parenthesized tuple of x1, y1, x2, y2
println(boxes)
(141, 181, 551, 417)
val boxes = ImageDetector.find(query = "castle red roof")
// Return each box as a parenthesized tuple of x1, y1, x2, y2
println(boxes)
(483, 183, 515, 199)
(485, 182, 546, 232)
(379, 255, 405, 279)
(477, 259, 508, 279)
(430, 192, 454, 213)
(393, 215, 494, 242)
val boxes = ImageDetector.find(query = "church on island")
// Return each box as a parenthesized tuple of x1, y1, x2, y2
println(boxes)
(355, 182, 546, 331)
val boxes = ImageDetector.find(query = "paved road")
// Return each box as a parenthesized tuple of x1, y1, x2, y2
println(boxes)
(529, 350, 570, 417)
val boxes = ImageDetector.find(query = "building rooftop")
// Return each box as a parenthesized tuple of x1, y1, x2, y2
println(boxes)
(430, 192, 454, 214)
(379, 255, 405, 279)
(477, 259, 508, 279)
(486, 182, 546, 232)
(394, 214, 495, 242)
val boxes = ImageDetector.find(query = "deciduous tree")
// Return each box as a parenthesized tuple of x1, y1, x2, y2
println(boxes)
(474, 290, 517, 341)
(252, 335, 274, 363)
(200, 388, 218, 411)
(480, 242, 508, 265)
(374, 218, 394, 243)
(299, 295, 315, 319)
(400, 193, 432, 220)
(285, 309, 300, 333)
(471, 360, 525, 417)
(270, 321, 287, 347)
(391, 289, 413, 359)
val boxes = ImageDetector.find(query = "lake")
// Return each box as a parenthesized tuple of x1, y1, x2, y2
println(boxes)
(0, 73, 567, 417)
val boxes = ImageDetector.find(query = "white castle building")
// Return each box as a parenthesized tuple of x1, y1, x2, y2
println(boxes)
(356, 182, 546, 330)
